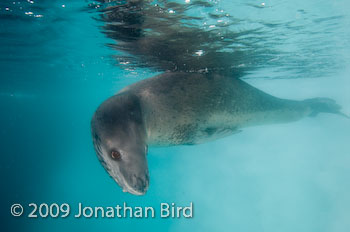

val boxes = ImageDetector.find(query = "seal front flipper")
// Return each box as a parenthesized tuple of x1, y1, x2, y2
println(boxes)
(204, 127, 242, 137)
(187, 127, 242, 145)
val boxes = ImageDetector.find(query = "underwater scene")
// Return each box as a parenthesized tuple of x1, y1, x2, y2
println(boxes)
(1, 0, 350, 231)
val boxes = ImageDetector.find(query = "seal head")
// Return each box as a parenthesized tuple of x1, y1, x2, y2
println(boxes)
(91, 93, 149, 195)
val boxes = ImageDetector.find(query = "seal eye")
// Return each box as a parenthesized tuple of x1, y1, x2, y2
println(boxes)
(111, 150, 122, 161)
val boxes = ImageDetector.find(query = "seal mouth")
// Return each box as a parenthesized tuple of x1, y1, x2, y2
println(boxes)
(123, 186, 147, 196)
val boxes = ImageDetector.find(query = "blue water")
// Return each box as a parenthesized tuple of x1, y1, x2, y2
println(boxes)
(1, 0, 350, 231)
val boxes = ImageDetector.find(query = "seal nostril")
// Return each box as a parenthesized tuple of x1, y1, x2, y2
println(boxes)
(131, 175, 148, 192)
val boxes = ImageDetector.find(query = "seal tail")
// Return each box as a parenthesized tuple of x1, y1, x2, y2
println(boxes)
(303, 97, 349, 118)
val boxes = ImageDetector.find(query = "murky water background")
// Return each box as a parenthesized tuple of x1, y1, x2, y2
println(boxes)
(1, 0, 350, 231)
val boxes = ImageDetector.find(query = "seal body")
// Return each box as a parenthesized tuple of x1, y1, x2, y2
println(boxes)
(92, 71, 345, 195)
(120, 72, 310, 146)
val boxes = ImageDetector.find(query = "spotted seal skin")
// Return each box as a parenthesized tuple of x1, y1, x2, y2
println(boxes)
(91, 72, 347, 195)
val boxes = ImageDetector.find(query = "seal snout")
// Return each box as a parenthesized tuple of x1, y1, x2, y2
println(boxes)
(130, 173, 149, 195)
(121, 173, 149, 195)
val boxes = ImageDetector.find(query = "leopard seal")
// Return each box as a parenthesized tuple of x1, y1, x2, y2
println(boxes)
(91, 72, 347, 195)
